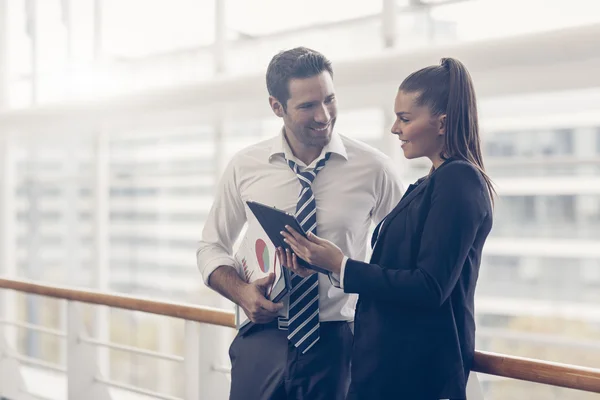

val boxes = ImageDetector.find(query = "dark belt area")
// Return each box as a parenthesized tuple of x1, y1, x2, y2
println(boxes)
(242, 319, 349, 337)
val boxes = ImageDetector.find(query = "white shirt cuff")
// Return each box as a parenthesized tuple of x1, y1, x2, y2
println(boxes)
(339, 256, 349, 289)
(329, 256, 349, 289)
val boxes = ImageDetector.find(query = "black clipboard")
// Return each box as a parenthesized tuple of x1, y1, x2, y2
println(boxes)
(246, 200, 329, 274)
(269, 266, 291, 303)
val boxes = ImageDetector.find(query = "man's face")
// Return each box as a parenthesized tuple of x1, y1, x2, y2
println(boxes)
(275, 72, 337, 149)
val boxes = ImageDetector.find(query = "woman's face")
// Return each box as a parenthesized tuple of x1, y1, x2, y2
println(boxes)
(391, 90, 446, 167)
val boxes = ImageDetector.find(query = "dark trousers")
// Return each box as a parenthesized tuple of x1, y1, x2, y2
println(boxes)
(229, 321, 353, 400)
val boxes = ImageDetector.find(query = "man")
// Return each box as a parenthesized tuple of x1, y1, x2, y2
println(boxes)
(197, 47, 404, 400)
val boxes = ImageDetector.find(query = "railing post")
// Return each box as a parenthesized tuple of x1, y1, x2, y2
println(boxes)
(184, 320, 200, 400)
(0, 331, 28, 399)
(93, 130, 110, 378)
(66, 300, 112, 400)
(157, 315, 174, 394)
(199, 322, 231, 400)
(184, 320, 231, 400)
(467, 372, 485, 400)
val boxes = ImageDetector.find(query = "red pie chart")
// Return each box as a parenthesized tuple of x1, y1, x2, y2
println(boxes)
(255, 239, 270, 273)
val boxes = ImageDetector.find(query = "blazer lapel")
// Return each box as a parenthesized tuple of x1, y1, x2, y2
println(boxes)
(371, 178, 430, 256)
(370, 158, 458, 258)
(385, 178, 429, 226)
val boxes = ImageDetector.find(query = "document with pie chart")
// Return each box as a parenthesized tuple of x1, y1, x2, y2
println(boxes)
(234, 218, 291, 331)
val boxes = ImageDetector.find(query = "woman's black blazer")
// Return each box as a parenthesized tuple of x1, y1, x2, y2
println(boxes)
(344, 159, 493, 400)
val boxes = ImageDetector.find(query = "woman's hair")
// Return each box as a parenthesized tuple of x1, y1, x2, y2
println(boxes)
(399, 57, 496, 205)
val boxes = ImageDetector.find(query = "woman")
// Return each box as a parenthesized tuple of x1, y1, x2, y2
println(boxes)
(278, 58, 495, 400)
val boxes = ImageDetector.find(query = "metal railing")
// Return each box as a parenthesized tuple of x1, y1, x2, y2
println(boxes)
(1, 277, 599, 399)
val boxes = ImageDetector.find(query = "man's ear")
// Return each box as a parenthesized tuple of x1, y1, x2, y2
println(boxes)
(438, 114, 447, 136)
(269, 96, 285, 118)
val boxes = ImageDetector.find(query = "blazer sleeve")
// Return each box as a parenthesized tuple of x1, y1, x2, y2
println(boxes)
(343, 162, 489, 309)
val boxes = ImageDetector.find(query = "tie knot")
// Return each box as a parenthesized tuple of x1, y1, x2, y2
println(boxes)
(287, 152, 331, 187)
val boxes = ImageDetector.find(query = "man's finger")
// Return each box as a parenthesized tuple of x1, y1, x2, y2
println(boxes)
(254, 272, 275, 291)
(258, 297, 284, 313)
(253, 316, 274, 324)
(251, 312, 277, 324)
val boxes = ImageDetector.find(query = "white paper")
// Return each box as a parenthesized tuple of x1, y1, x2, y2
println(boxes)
(233, 221, 289, 330)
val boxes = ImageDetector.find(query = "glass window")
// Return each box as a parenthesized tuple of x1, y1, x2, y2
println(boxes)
(14, 133, 96, 285)
(553, 128, 574, 154)
(108, 125, 216, 300)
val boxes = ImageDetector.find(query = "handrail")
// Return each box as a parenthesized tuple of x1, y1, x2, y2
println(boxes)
(1, 277, 599, 393)
(0, 278, 234, 328)
(472, 351, 600, 393)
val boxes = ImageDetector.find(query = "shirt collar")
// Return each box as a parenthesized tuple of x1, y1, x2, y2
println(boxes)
(269, 127, 348, 166)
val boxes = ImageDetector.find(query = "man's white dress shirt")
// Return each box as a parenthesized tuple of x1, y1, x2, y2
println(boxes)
(197, 130, 404, 322)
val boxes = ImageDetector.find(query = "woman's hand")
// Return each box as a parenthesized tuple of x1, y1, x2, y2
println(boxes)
(280, 225, 345, 275)
(276, 247, 315, 278)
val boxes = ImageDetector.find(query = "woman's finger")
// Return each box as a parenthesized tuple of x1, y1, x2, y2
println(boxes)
(284, 226, 311, 246)
(291, 252, 301, 273)
(276, 247, 285, 267)
(288, 251, 299, 274)
(284, 225, 301, 239)
(292, 253, 315, 277)
(282, 233, 310, 255)
(285, 248, 293, 268)
(281, 230, 301, 248)
(289, 250, 302, 275)
(307, 231, 325, 245)
(285, 240, 304, 260)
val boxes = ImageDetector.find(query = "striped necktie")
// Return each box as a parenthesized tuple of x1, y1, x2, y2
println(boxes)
(281, 152, 331, 354)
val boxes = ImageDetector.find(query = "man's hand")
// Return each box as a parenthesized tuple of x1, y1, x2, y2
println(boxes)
(239, 273, 284, 324)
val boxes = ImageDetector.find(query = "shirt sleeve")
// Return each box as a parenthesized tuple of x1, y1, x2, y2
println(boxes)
(196, 157, 247, 286)
(372, 155, 405, 224)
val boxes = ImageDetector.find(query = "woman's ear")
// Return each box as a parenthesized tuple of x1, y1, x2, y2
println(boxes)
(438, 114, 447, 136)
(269, 96, 285, 118)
